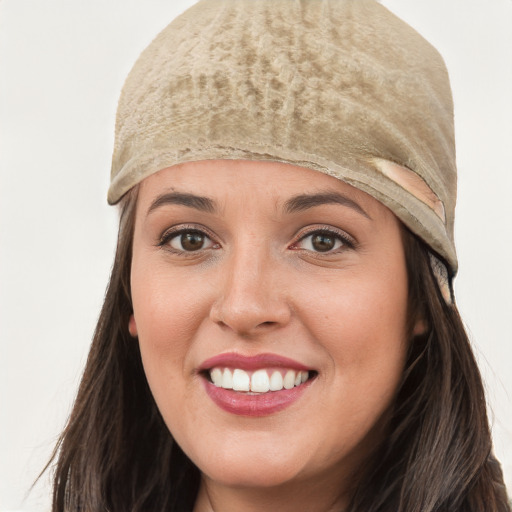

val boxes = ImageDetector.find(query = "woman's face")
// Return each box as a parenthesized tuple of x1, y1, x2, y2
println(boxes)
(130, 160, 420, 498)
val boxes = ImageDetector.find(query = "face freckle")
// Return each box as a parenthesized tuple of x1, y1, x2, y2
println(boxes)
(129, 159, 416, 500)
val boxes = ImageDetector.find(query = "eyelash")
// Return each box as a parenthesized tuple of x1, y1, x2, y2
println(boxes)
(158, 225, 218, 254)
(157, 225, 356, 255)
(290, 227, 356, 254)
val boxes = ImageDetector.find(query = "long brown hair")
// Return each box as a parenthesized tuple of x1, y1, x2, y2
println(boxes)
(48, 190, 510, 511)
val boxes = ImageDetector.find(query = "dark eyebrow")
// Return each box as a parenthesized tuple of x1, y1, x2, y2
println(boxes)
(283, 192, 371, 219)
(147, 192, 217, 215)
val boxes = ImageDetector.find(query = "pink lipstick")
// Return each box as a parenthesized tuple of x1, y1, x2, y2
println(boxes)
(199, 353, 315, 416)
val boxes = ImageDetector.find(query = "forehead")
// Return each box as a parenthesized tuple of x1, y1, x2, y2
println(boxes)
(137, 159, 392, 220)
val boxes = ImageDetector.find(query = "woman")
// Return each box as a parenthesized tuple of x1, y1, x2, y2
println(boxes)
(47, 1, 511, 510)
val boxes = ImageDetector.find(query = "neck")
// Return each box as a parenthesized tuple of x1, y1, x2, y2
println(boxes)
(192, 473, 351, 512)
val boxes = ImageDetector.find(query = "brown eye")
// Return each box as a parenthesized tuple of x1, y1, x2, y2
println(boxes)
(294, 229, 350, 253)
(168, 230, 214, 252)
(311, 233, 336, 252)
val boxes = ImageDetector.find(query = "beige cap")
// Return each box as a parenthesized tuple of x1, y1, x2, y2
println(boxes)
(109, 0, 458, 276)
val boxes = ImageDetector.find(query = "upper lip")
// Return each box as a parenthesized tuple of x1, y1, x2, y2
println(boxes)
(199, 352, 313, 372)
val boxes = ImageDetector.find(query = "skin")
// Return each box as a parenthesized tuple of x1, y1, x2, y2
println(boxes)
(129, 160, 424, 512)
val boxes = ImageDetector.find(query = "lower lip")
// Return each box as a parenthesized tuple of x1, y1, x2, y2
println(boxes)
(203, 379, 312, 417)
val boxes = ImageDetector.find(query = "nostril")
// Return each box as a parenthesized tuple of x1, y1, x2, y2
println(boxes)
(209, 294, 291, 335)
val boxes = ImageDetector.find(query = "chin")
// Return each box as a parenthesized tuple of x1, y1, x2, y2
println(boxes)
(183, 433, 311, 489)
(201, 459, 304, 489)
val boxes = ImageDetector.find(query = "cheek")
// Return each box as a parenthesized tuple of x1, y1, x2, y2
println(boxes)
(302, 268, 409, 347)
(131, 260, 210, 348)
(129, 263, 207, 408)
(131, 283, 207, 447)
(299, 266, 409, 404)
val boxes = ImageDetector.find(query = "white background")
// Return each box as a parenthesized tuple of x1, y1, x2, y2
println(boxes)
(1, 1, 511, 510)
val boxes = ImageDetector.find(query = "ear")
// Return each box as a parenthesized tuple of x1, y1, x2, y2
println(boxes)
(412, 316, 428, 337)
(128, 314, 138, 337)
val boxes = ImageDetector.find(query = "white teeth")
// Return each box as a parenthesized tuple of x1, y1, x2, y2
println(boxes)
(211, 368, 223, 387)
(209, 367, 311, 393)
(283, 370, 296, 389)
(251, 369, 270, 393)
(222, 368, 233, 389)
(269, 371, 284, 391)
(232, 369, 250, 391)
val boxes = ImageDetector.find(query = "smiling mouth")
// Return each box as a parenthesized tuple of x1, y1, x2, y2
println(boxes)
(205, 367, 317, 394)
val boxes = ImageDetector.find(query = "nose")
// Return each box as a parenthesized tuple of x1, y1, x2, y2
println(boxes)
(209, 244, 292, 336)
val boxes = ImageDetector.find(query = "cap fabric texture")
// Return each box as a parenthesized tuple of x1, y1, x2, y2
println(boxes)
(109, 0, 458, 277)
